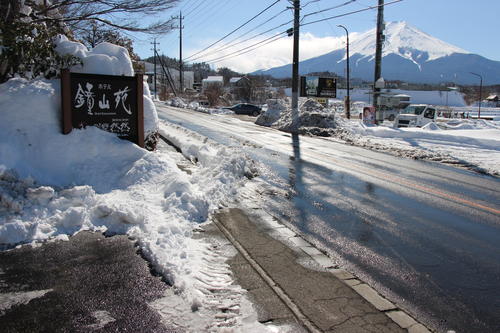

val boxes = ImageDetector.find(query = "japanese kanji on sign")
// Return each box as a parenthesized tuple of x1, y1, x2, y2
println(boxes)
(61, 70, 144, 148)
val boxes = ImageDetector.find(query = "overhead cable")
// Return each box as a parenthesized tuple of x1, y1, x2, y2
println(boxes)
(184, 0, 282, 61)
(203, 32, 289, 64)
(188, 18, 293, 62)
(301, 0, 403, 26)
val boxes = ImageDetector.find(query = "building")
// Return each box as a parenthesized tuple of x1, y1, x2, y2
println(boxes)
(485, 95, 500, 107)
(229, 76, 252, 102)
(140, 61, 194, 95)
(201, 76, 224, 91)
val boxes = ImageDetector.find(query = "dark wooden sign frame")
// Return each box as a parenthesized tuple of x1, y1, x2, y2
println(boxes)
(61, 70, 144, 148)
(300, 76, 337, 98)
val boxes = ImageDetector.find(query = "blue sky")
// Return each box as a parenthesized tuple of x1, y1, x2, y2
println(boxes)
(132, 0, 499, 72)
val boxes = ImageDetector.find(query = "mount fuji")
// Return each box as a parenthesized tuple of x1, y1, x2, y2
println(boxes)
(252, 21, 500, 85)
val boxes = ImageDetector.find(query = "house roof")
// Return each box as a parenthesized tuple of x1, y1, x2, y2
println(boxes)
(203, 76, 224, 82)
(486, 95, 498, 101)
(229, 77, 242, 83)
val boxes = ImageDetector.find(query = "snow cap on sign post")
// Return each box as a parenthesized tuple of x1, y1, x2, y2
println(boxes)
(375, 77, 385, 89)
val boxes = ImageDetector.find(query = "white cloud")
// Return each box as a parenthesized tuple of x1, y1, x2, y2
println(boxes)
(188, 32, 353, 74)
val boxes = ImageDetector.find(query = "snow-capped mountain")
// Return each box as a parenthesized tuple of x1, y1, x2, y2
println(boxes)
(253, 21, 500, 85)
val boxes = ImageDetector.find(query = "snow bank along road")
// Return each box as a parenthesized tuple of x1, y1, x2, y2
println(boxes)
(157, 104, 500, 333)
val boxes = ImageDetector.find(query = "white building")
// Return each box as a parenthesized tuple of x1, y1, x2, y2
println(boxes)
(141, 61, 194, 93)
(202, 76, 224, 91)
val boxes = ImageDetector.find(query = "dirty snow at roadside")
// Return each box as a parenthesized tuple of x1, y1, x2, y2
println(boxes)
(255, 99, 500, 176)
(336, 118, 500, 176)
(0, 37, 279, 332)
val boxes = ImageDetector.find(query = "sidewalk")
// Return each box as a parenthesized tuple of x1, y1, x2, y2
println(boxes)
(213, 208, 430, 333)
(0, 209, 431, 332)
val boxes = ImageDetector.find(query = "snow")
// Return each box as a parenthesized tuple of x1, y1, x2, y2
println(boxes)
(256, 99, 500, 176)
(289, 88, 467, 107)
(54, 35, 157, 137)
(54, 35, 134, 76)
(0, 38, 278, 331)
(1, 34, 499, 331)
(339, 21, 469, 64)
(0, 77, 268, 329)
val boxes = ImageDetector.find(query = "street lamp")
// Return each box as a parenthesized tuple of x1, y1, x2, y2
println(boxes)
(470, 72, 483, 119)
(338, 24, 350, 119)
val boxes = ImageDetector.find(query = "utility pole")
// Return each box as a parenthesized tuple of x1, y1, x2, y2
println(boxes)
(151, 38, 159, 100)
(373, 0, 384, 123)
(179, 11, 184, 92)
(291, 0, 300, 133)
(171, 12, 185, 93)
(470, 72, 483, 119)
(338, 25, 350, 119)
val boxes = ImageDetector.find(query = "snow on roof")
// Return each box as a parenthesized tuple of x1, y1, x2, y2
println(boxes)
(229, 77, 242, 83)
(486, 95, 498, 101)
(203, 76, 223, 82)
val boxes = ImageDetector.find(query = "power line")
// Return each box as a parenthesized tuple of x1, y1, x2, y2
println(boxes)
(199, 0, 404, 66)
(196, 7, 290, 57)
(301, 0, 402, 26)
(179, 0, 198, 12)
(185, 0, 207, 16)
(183, 0, 234, 37)
(203, 32, 289, 64)
(301, 0, 322, 8)
(184, 0, 282, 61)
(302, 0, 358, 20)
(188, 18, 293, 62)
(160, 0, 224, 52)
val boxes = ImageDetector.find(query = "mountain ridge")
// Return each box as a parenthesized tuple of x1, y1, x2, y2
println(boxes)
(252, 21, 499, 85)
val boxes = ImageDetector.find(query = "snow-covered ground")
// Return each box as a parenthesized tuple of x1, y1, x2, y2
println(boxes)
(336, 118, 500, 176)
(0, 38, 281, 332)
(2, 34, 499, 331)
(167, 96, 500, 176)
(252, 99, 500, 176)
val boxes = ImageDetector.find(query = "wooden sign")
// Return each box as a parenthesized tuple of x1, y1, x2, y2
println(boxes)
(300, 76, 337, 98)
(61, 70, 144, 147)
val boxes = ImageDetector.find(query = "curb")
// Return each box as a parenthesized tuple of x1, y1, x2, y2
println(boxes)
(259, 208, 432, 333)
(233, 179, 433, 333)
(159, 129, 432, 332)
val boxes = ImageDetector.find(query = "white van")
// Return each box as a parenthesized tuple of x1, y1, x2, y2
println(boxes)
(394, 104, 437, 128)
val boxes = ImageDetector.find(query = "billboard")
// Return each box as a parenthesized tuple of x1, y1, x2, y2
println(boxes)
(61, 71, 144, 147)
(300, 76, 336, 98)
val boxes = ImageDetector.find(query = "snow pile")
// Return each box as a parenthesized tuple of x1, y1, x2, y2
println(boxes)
(53, 35, 158, 138)
(253, 96, 500, 175)
(0, 37, 271, 331)
(167, 97, 188, 108)
(333, 118, 500, 175)
(256, 98, 336, 136)
(54, 35, 133, 76)
(0, 75, 262, 323)
(255, 99, 288, 126)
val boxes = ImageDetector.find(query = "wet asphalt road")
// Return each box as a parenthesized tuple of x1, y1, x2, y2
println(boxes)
(0, 232, 174, 333)
(157, 105, 500, 332)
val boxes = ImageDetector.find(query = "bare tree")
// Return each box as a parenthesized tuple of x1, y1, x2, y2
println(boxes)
(31, 0, 180, 35)
(204, 83, 224, 107)
(0, 0, 180, 82)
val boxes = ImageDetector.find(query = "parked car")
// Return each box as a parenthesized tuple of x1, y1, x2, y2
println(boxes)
(224, 103, 262, 116)
(394, 104, 437, 128)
